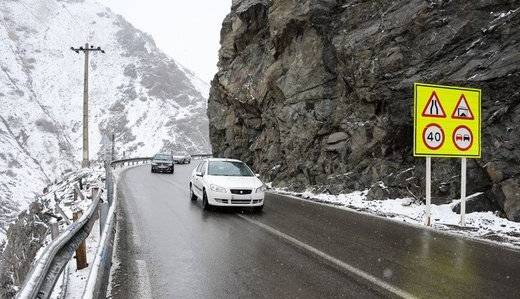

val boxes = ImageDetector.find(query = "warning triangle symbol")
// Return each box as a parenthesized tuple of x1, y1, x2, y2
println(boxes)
(451, 94, 474, 120)
(421, 91, 446, 118)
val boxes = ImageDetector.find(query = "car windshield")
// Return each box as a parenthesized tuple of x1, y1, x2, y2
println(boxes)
(207, 161, 254, 177)
(154, 154, 171, 161)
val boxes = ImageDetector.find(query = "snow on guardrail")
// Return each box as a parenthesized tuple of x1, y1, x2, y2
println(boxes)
(16, 154, 211, 298)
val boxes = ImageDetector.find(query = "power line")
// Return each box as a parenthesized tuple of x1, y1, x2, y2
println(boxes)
(15, 0, 50, 31)
(46, 0, 77, 19)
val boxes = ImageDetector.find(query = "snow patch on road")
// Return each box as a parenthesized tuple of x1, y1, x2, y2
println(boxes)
(276, 189, 520, 248)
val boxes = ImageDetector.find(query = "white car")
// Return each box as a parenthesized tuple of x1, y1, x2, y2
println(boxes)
(189, 158, 266, 211)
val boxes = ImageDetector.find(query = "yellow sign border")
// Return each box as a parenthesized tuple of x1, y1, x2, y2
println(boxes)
(413, 83, 481, 158)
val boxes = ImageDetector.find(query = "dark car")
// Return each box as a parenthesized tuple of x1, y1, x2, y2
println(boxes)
(151, 153, 174, 174)
(172, 153, 191, 164)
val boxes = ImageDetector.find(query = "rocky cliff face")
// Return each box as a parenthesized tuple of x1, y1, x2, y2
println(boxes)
(0, 0, 210, 239)
(208, 0, 520, 221)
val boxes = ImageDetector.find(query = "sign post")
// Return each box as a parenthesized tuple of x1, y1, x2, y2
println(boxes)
(461, 158, 467, 226)
(414, 83, 481, 227)
(425, 157, 431, 226)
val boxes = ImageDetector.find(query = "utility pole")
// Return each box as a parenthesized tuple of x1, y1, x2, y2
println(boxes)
(111, 133, 115, 161)
(70, 43, 105, 168)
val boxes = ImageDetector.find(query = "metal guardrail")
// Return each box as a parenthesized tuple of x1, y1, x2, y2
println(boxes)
(17, 154, 212, 299)
(109, 154, 213, 168)
(17, 189, 101, 299)
(109, 157, 151, 167)
(191, 153, 213, 158)
(82, 158, 150, 298)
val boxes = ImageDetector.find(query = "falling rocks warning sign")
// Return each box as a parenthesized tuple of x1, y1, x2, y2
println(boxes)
(413, 83, 481, 158)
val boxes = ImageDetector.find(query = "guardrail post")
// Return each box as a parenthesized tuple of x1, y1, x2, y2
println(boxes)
(73, 210, 89, 270)
(50, 221, 59, 240)
(55, 203, 72, 225)
(99, 202, 109, 236)
(105, 163, 113, 205)
(92, 186, 100, 198)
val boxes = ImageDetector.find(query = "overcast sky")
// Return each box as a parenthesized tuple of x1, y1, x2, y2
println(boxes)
(102, 0, 232, 82)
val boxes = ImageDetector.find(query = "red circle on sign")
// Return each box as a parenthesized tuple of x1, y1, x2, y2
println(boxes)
(422, 123, 445, 150)
(452, 125, 473, 151)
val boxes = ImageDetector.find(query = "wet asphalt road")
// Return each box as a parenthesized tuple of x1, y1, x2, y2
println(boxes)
(110, 164, 520, 299)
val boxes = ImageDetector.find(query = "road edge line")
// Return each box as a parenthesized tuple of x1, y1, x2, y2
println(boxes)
(273, 192, 520, 253)
(237, 214, 415, 299)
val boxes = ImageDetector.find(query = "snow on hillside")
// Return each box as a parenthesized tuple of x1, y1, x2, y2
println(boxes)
(179, 64, 211, 98)
(0, 0, 210, 240)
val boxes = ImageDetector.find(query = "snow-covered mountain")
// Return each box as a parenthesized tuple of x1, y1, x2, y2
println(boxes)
(0, 0, 210, 237)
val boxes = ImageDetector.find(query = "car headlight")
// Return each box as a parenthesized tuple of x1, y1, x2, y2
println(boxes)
(255, 185, 267, 193)
(210, 184, 227, 193)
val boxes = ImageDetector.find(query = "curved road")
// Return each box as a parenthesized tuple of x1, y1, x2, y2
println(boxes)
(110, 164, 520, 298)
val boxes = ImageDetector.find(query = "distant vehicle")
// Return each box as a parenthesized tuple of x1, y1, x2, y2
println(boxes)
(151, 153, 174, 174)
(189, 158, 265, 212)
(173, 153, 191, 164)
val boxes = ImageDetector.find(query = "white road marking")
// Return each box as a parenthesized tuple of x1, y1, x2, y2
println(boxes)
(135, 259, 153, 299)
(237, 214, 415, 299)
(275, 192, 520, 253)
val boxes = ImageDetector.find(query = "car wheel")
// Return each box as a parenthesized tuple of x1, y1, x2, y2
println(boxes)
(253, 205, 264, 213)
(202, 191, 211, 211)
(190, 184, 197, 201)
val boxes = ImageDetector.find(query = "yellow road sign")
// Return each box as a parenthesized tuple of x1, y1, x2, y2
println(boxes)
(414, 83, 481, 158)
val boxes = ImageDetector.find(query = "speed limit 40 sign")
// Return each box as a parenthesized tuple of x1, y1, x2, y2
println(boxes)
(413, 83, 481, 158)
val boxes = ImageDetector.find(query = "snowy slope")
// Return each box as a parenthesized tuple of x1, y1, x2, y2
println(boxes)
(0, 0, 210, 238)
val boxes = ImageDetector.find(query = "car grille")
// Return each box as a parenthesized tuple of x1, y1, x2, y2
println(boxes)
(154, 162, 171, 166)
(230, 189, 252, 195)
(215, 199, 263, 205)
(231, 199, 251, 204)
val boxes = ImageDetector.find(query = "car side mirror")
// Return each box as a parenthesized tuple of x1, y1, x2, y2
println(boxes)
(196, 171, 203, 177)
(255, 173, 260, 177)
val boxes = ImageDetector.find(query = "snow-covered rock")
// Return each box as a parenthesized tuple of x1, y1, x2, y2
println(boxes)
(0, 0, 210, 239)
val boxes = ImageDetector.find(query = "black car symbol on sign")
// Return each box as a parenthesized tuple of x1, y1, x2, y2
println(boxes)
(456, 134, 471, 142)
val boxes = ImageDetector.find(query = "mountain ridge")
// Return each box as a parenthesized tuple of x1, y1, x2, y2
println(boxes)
(0, 0, 210, 239)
